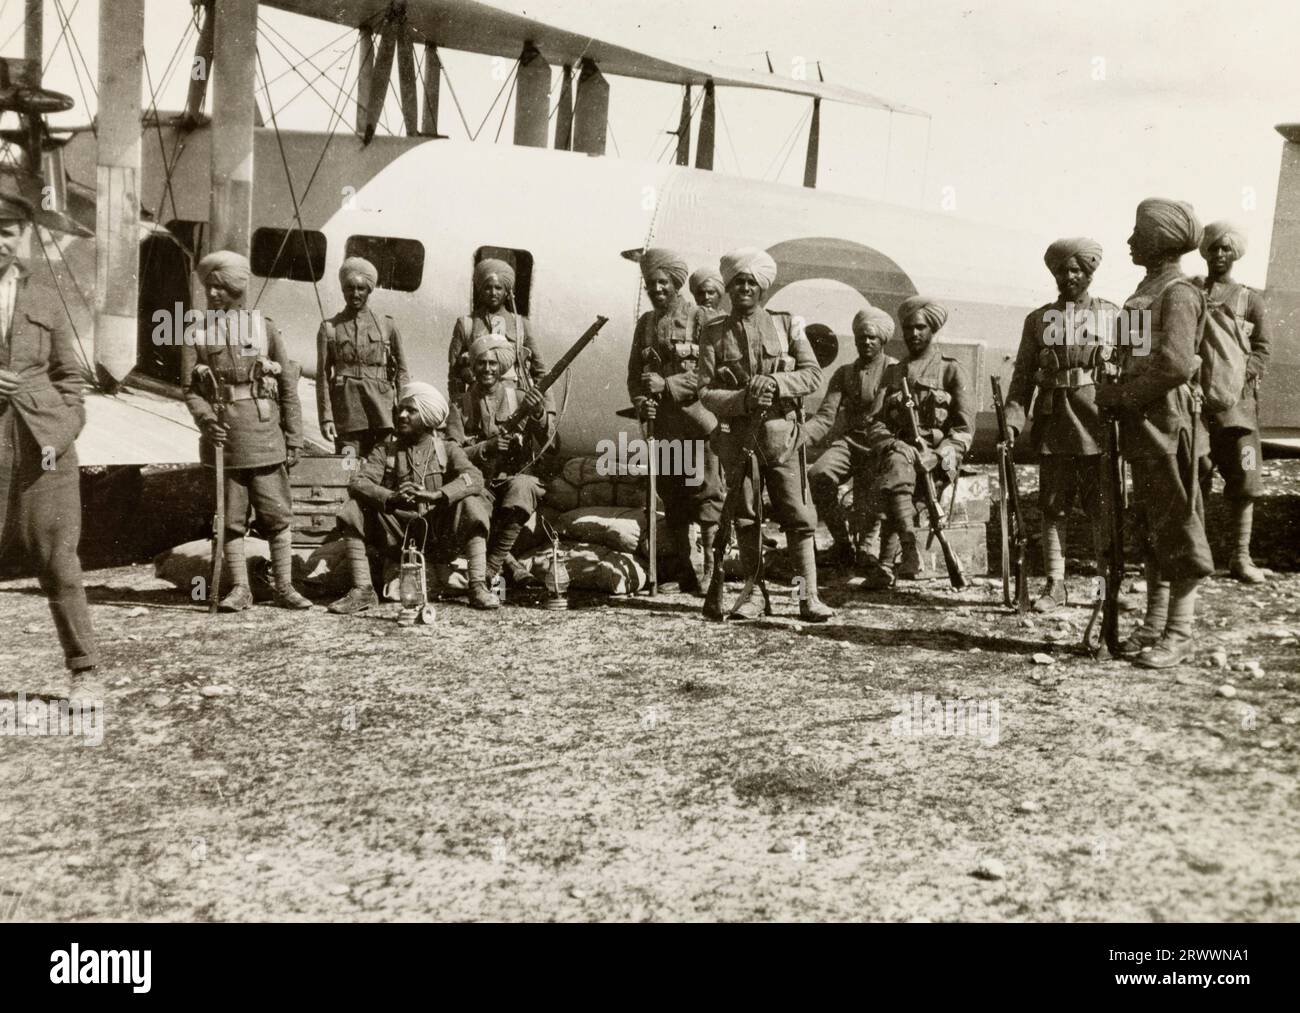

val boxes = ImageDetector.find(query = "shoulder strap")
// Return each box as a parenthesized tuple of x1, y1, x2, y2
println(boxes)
(1234, 286, 1250, 318)
(433, 436, 447, 470)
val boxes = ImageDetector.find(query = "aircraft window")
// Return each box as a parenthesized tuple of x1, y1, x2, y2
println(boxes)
(164, 219, 206, 257)
(344, 235, 425, 292)
(250, 227, 327, 282)
(474, 246, 533, 315)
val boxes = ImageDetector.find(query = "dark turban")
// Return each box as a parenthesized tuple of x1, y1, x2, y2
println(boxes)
(1135, 198, 1203, 256)
(688, 266, 723, 301)
(0, 192, 34, 223)
(197, 250, 251, 295)
(1199, 220, 1247, 260)
(474, 258, 516, 293)
(896, 295, 948, 333)
(720, 247, 777, 291)
(469, 333, 517, 373)
(852, 306, 895, 341)
(1044, 237, 1103, 276)
(399, 382, 449, 430)
(338, 256, 378, 289)
(640, 248, 689, 289)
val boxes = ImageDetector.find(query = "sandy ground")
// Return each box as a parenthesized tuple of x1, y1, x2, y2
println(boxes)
(2, 467, 1299, 922)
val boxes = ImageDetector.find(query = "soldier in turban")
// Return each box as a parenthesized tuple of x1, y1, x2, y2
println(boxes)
(181, 250, 310, 612)
(696, 247, 834, 622)
(1003, 237, 1121, 611)
(448, 256, 549, 400)
(316, 255, 409, 460)
(330, 381, 498, 613)
(626, 248, 725, 593)
(446, 330, 553, 595)
(804, 306, 899, 585)
(864, 297, 975, 585)
(1195, 221, 1269, 583)
(689, 266, 726, 315)
(1094, 197, 1214, 668)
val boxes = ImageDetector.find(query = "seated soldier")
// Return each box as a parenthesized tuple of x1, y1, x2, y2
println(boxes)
(446, 334, 553, 587)
(865, 296, 975, 584)
(805, 306, 898, 584)
(447, 258, 548, 401)
(328, 382, 499, 613)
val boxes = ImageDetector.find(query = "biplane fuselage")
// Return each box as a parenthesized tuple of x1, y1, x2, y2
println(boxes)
(64, 122, 1055, 455)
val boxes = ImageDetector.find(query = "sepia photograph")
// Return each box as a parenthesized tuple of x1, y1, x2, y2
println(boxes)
(0, 0, 1295, 975)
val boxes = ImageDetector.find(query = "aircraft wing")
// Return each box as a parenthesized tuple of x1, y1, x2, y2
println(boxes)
(261, 0, 927, 115)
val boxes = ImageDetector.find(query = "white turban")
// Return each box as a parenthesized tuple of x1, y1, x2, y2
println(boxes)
(1200, 221, 1247, 260)
(339, 256, 379, 289)
(720, 248, 778, 291)
(399, 382, 448, 429)
(198, 250, 251, 295)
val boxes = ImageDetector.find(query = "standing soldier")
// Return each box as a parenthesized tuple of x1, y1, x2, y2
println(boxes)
(689, 266, 726, 315)
(805, 306, 898, 585)
(1096, 198, 1213, 668)
(316, 256, 409, 460)
(627, 249, 724, 593)
(1003, 238, 1119, 611)
(181, 251, 311, 612)
(866, 296, 975, 584)
(697, 247, 834, 622)
(1195, 222, 1269, 584)
(329, 381, 499, 613)
(446, 334, 552, 590)
(447, 258, 548, 401)
(0, 194, 97, 680)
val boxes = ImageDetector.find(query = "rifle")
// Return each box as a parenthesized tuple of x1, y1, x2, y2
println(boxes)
(499, 315, 608, 435)
(1083, 361, 1126, 657)
(704, 369, 771, 620)
(196, 367, 226, 615)
(990, 376, 1030, 610)
(641, 347, 662, 596)
(899, 376, 967, 589)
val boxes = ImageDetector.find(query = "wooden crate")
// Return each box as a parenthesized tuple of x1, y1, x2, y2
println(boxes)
(290, 455, 354, 546)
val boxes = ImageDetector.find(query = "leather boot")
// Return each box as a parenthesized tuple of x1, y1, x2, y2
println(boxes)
(1033, 578, 1067, 612)
(270, 528, 312, 609)
(218, 536, 254, 612)
(897, 533, 923, 579)
(1228, 501, 1265, 584)
(791, 533, 834, 622)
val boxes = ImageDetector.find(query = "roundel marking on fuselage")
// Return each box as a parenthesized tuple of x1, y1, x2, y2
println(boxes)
(764, 236, 919, 320)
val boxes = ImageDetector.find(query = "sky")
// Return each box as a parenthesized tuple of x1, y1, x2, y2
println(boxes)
(3, 0, 1295, 295)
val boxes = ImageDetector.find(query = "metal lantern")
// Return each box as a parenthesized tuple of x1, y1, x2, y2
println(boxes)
(538, 521, 570, 610)
(398, 519, 435, 625)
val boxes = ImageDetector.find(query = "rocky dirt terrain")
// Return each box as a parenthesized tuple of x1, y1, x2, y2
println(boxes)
(2, 461, 1298, 922)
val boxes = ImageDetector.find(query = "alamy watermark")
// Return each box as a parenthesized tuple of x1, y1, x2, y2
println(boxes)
(595, 432, 705, 487)
(890, 692, 1001, 746)
(1042, 304, 1151, 357)
(1, 693, 104, 746)
(150, 305, 267, 351)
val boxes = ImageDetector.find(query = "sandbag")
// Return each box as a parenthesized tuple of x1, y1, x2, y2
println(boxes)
(545, 476, 580, 512)
(577, 481, 615, 507)
(556, 506, 668, 555)
(522, 541, 647, 595)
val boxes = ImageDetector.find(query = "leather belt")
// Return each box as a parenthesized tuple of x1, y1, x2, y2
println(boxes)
(223, 382, 257, 402)
(336, 364, 388, 380)
(1037, 366, 1095, 390)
